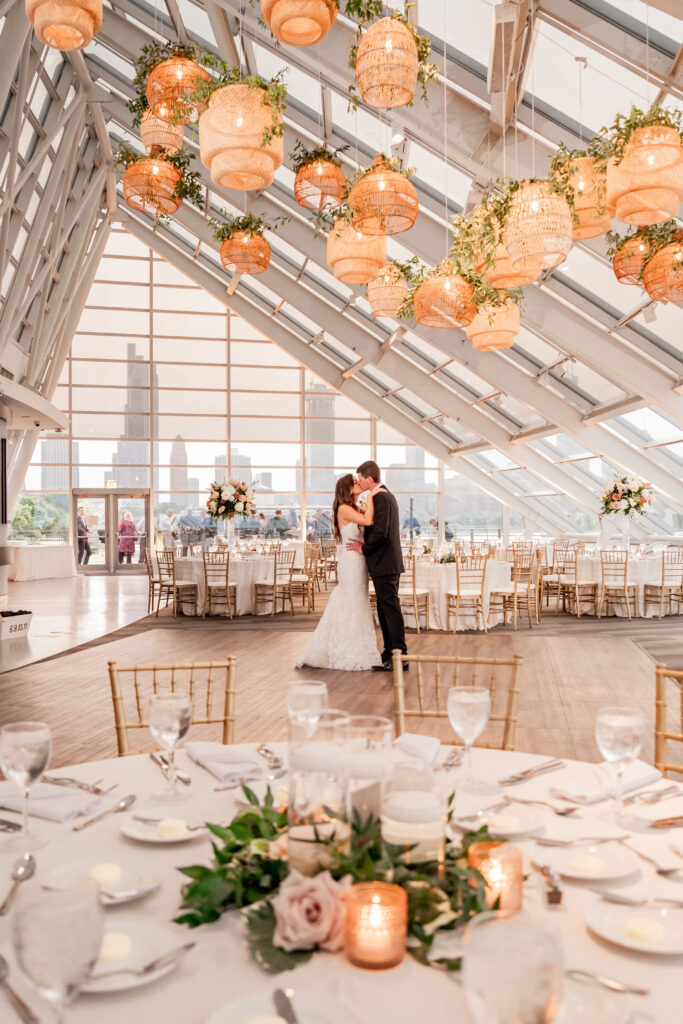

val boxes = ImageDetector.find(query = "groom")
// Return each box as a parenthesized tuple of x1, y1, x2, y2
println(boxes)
(346, 460, 408, 672)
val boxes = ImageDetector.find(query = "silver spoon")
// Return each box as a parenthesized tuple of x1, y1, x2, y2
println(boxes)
(615, 837, 680, 876)
(0, 854, 36, 916)
(214, 768, 286, 793)
(566, 968, 649, 997)
(72, 793, 136, 832)
(589, 887, 683, 908)
(93, 941, 196, 981)
(0, 954, 40, 1023)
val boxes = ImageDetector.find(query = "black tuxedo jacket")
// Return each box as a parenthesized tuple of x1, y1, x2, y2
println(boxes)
(361, 488, 404, 578)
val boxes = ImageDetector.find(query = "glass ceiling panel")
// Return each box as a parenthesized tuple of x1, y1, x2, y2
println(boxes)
(632, 302, 683, 358)
(176, 0, 215, 47)
(587, 0, 682, 42)
(416, 0, 492, 67)
(406, 143, 471, 210)
(613, 408, 683, 445)
(252, 43, 322, 116)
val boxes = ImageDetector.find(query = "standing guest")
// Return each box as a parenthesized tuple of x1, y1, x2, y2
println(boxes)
(76, 505, 91, 565)
(269, 509, 291, 536)
(288, 507, 299, 533)
(136, 513, 147, 563)
(118, 510, 137, 564)
(258, 513, 268, 536)
(159, 508, 177, 549)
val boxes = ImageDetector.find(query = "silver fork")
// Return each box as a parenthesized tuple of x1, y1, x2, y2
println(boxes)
(616, 837, 680, 876)
(536, 835, 623, 847)
(624, 784, 680, 806)
(43, 775, 117, 796)
(566, 968, 648, 997)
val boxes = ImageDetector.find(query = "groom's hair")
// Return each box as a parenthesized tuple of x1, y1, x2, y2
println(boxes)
(357, 460, 380, 483)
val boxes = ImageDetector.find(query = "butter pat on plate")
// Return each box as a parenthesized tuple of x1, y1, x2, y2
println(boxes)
(87, 863, 122, 888)
(569, 854, 604, 874)
(625, 917, 665, 944)
(98, 932, 132, 964)
(156, 818, 188, 839)
(488, 814, 520, 832)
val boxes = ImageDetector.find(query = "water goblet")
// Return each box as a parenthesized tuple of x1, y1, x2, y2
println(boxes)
(148, 693, 192, 802)
(0, 722, 51, 851)
(286, 680, 328, 738)
(447, 687, 491, 793)
(595, 705, 645, 828)
(13, 887, 103, 1023)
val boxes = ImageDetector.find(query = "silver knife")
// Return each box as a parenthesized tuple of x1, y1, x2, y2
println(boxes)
(273, 987, 299, 1024)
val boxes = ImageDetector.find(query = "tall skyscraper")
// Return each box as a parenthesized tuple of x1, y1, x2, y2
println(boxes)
(230, 446, 252, 485)
(305, 381, 335, 493)
(40, 438, 68, 490)
(169, 435, 189, 502)
(111, 343, 152, 488)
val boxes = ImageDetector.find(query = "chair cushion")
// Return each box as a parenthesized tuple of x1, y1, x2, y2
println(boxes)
(291, 574, 310, 582)
(399, 588, 429, 597)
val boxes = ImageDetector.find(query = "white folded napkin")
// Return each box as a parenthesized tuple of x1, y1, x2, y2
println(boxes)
(550, 759, 661, 805)
(184, 742, 263, 784)
(393, 733, 441, 769)
(0, 782, 100, 822)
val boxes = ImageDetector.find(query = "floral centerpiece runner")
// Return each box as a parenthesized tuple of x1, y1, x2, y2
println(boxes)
(600, 475, 654, 518)
(206, 479, 256, 521)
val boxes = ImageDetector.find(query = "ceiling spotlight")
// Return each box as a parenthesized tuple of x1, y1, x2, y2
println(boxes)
(391, 132, 405, 145)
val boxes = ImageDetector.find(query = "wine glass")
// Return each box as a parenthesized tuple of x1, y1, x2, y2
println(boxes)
(595, 705, 645, 827)
(287, 680, 328, 737)
(447, 687, 491, 792)
(147, 693, 192, 802)
(0, 722, 51, 851)
(13, 887, 103, 1023)
(462, 911, 563, 1024)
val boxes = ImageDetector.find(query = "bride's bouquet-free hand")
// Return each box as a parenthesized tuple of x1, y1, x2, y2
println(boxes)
(600, 475, 654, 518)
(206, 479, 256, 521)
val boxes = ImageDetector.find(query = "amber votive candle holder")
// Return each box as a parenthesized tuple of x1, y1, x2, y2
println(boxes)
(344, 882, 408, 969)
(467, 841, 523, 912)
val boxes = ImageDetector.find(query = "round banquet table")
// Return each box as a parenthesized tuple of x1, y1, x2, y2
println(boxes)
(8, 543, 77, 582)
(0, 744, 678, 1023)
(174, 545, 304, 616)
(572, 554, 668, 618)
(402, 558, 512, 631)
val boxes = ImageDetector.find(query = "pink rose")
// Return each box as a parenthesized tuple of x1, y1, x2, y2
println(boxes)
(271, 870, 351, 953)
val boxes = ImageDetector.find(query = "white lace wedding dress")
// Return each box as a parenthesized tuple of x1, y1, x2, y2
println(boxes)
(296, 522, 382, 671)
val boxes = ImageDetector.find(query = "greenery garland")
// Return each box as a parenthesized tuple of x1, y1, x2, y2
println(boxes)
(114, 144, 205, 211)
(605, 221, 682, 280)
(549, 143, 608, 222)
(129, 42, 213, 127)
(208, 210, 290, 243)
(598, 103, 683, 165)
(289, 140, 349, 175)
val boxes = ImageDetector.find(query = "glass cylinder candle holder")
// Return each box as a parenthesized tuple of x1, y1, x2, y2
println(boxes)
(288, 709, 350, 875)
(345, 882, 407, 969)
(346, 715, 394, 825)
(467, 841, 523, 912)
(381, 767, 446, 863)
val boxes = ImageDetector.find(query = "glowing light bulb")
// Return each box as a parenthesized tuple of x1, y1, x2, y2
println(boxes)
(647, 153, 654, 166)
(159, 106, 167, 117)
(444, 279, 451, 292)
(316, 163, 323, 176)
(385, 38, 392, 53)
(176, 68, 182, 80)
(675, 251, 682, 260)
(368, 894, 383, 929)
(356, 231, 362, 240)
(378, 179, 385, 191)
(243, 234, 249, 244)
(152, 165, 159, 175)
(577, 180, 585, 190)
(236, 115, 244, 127)
(531, 200, 539, 212)
(639, 244, 645, 251)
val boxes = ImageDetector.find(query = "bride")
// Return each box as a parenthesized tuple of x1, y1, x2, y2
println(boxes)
(296, 474, 382, 671)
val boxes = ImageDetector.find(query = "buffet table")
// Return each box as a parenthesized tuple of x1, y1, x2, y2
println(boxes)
(7, 542, 77, 582)
(174, 545, 305, 616)
(0, 745, 678, 1023)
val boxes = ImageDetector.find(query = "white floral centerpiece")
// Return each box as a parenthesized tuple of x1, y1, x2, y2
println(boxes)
(206, 479, 256, 541)
(600, 475, 654, 518)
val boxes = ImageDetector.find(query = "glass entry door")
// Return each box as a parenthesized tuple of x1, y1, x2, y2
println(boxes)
(73, 490, 150, 574)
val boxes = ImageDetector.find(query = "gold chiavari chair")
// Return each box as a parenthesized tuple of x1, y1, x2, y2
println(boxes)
(446, 558, 488, 633)
(253, 549, 296, 616)
(644, 549, 683, 620)
(556, 550, 597, 618)
(392, 651, 523, 750)
(398, 554, 430, 632)
(598, 550, 636, 620)
(489, 551, 537, 630)
(156, 550, 198, 617)
(201, 549, 237, 618)
(108, 658, 236, 756)
(144, 549, 160, 614)
(655, 663, 683, 777)
(189, 542, 204, 557)
(304, 541, 324, 595)
(291, 547, 317, 612)
(322, 538, 338, 586)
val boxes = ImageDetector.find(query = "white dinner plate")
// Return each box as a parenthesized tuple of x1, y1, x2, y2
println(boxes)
(531, 841, 639, 881)
(83, 920, 190, 993)
(585, 900, 683, 955)
(42, 858, 159, 906)
(473, 802, 544, 838)
(120, 815, 209, 844)
(206, 991, 361, 1024)
(555, 976, 630, 1024)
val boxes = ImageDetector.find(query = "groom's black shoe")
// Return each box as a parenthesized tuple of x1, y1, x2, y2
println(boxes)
(372, 660, 393, 672)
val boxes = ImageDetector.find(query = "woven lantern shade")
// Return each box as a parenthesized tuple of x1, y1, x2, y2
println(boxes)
(466, 300, 520, 352)
(355, 17, 418, 109)
(123, 158, 182, 219)
(26, 0, 102, 49)
(505, 181, 573, 272)
(140, 110, 184, 156)
(566, 156, 613, 240)
(262, 0, 337, 46)
(473, 216, 543, 288)
(327, 220, 386, 284)
(219, 232, 271, 275)
(613, 234, 648, 286)
(349, 155, 418, 236)
(606, 156, 683, 226)
(413, 272, 475, 329)
(294, 159, 346, 211)
(643, 241, 683, 303)
(199, 84, 283, 191)
(146, 57, 210, 126)
(621, 125, 683, 174)
(368, 264, 408, 317)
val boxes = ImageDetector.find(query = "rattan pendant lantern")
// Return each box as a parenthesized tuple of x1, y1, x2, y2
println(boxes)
(199, 84, 283, 190)
(368, 264, 408, 317)
(146, 56, 210, 125)
(505, 181, 573, 272)
(140, 110, 184, 156)
(123, 157, 182, 219)
(466, 299, 520, 351)
(621, 125, 683, 174)
(261, 0, 337, 46)
(355, 17, 418, 109)
(219, 232, 271, 276)
(349, 156, 418, 236)
(642, 240, 683, 303)
(566, 156, 613, 239)
(26, 0, 102, 49)
(294, 159, 346, 211)
(473, 215, 543, 288)
(613, 234, 648, 285)
(606, 156, 683, 226)
(327, 220, 386, 284)
(413, 269, 475, 329)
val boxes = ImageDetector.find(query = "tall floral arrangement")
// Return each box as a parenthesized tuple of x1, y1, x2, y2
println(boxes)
(207, 479, 256, 520)
(600, 475, 654, 517)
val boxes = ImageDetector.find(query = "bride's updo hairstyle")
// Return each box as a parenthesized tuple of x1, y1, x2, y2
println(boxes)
(332, 473, 356, 540)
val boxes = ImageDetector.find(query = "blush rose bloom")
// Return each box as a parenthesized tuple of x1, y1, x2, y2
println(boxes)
(271, 870, 352, 952)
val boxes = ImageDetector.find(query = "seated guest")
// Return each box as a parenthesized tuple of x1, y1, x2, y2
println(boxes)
(268, 509, 292, 536)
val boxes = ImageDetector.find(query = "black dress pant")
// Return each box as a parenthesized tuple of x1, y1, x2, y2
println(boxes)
(371, 572, 407, 661)
(78, 538, 91, 564)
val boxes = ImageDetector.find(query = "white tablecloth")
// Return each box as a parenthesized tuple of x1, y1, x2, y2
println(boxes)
(404, 559, 512, 631)
(174, 545, 305, 616)
(8, 543, 77, 582)
(0, 745, 677, 1023)
(571, 555, 666, 618)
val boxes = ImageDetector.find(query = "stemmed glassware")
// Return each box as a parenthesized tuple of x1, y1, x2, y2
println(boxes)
(0, 722, 52, 851)
(447, 687, 491, 792)
(287, 680, 328, 738)
(13, 887, 104, 1023)
(148, 693, 192, 802)
(595, 705, 645, 827)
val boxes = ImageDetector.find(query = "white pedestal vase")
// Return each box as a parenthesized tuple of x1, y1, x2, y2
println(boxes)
(227, 517, 236, 550)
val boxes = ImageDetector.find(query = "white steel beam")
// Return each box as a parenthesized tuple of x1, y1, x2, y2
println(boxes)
(0, 3, 31, 112)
